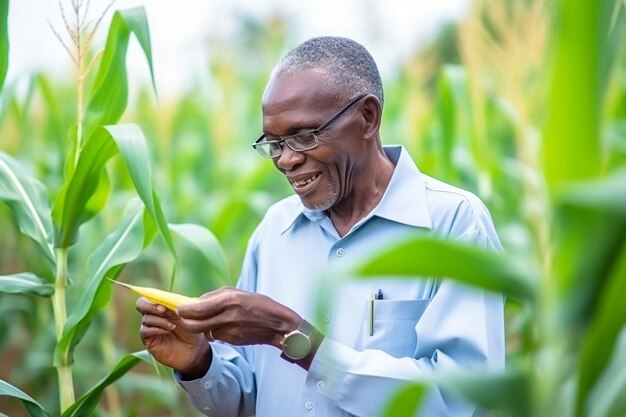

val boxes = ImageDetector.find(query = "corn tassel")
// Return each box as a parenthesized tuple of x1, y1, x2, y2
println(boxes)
(109, 279, 197, 311)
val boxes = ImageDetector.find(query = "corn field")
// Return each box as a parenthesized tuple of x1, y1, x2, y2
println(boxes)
(1, 0, 625, 416)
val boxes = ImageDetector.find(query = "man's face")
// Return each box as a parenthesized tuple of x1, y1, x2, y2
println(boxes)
(261, 68, 365, 211)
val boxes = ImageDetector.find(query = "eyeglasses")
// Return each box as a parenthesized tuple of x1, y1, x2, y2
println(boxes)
(252, 94, 366, 158)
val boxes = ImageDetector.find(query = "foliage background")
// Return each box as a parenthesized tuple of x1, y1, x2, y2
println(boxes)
(1, 0, 625, 416)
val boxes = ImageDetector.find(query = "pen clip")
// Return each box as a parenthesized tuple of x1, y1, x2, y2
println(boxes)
(369, 289, 382, 336)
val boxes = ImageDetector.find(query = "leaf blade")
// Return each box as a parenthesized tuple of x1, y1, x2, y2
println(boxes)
(59, 351, 147, 417)
(354, 235, 537, 301)
(84, 7, 155, 139)
(0, 152, 55, 265)
(0, 273, 54, 296)
(55, 200, 146, 365)
(0, 379, 51, 417)
(170, 223, 231, 286)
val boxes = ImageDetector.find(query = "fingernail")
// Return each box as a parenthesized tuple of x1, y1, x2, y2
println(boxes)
(169, 323, 176, 330)
(157, 305, 166, 313)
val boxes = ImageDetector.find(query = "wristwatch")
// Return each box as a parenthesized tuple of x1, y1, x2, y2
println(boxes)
(280, 320, 323, 362)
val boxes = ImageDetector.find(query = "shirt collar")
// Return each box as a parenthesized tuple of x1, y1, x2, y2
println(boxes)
(279, 145, 433, 234)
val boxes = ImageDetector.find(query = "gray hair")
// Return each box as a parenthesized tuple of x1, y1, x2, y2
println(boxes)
(272, 36, 384, 107)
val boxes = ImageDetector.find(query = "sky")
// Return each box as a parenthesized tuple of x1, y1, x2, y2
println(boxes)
(7, 0, 469, 98)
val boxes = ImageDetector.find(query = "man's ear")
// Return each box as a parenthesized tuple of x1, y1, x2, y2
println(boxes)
(360, 95, 382, 141)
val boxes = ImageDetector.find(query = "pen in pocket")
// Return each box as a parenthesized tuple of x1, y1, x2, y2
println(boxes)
(369, 289, 383, 336)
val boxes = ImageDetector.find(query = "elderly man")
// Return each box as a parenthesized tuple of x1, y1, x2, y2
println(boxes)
(136, 36, 504, 416)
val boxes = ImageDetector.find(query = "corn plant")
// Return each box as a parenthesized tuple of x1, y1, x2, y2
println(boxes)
(0, 1, 227, 416)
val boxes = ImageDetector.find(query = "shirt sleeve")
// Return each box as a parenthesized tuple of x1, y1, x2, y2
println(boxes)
(305, 201, 505, 417)
(176, 228, 262, 417)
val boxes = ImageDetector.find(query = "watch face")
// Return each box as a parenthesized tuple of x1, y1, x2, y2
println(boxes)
(283, 331, 311, 360)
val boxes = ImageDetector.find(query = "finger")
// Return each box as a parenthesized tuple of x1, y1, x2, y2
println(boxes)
(141, 313, 177, 331)
(177, 288, 233, 319)
(140, 324, 174, 338)
(179, 317, 222, 334)
(136, 297, 167, 315)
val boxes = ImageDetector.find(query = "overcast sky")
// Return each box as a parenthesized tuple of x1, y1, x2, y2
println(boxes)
(7, 0, 469, 98)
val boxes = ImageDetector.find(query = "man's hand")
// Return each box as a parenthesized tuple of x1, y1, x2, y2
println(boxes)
(176, 287, 302, 350)
(136, 297, 211, 380)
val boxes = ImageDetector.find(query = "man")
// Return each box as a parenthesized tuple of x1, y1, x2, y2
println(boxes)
(136, 36, 504, 416)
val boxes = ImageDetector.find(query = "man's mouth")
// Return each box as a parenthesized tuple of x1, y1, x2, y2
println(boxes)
(290, 173, 321, 189)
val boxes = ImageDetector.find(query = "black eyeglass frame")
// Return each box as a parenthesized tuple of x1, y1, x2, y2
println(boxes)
(252, 94, 367, 158)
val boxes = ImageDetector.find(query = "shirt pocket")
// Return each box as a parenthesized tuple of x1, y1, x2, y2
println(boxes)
(358, 299, 430, 358)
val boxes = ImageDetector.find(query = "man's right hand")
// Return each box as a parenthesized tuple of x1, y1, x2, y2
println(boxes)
(136, 297, 212, 380)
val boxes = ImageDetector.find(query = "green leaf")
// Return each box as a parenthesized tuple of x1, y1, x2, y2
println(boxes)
(382, 382, 427, 417)
(0, 151, 55, 265)
(0, 379, 51, 417)
(549, 171, 626, 335)
(437, 65, 462, 176)
(439, 371, 531, 417)
(60, 351, 149, 417)
(557, 170, 626, 215)
(587, 327, 626, 417)
(52, 127, 118, 248)
(52, 123, 175, 264)
(170, 223, 231, 286)
(104, 124, 177, 287)
(0, 273, 54, 296)
(0, 0, 8, 94)
(575, 237, 626, 416)
(55, 199, 146, 366)
(542, 0, 614, 186)
(354, 235, 537, 301)
(83, 6, 155, 140)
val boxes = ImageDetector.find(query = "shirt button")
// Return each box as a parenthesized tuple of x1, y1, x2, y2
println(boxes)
(336, 248, 345, 257)
(316, 380, 326, 391)
(305, 400, 314, 410)
(324, 314, 331, 324)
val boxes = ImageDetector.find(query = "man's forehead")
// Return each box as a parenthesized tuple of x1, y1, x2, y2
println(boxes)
(262, 67, 331, 108)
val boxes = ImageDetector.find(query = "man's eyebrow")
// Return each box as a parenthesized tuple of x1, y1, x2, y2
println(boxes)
(264, 124, 318, 137)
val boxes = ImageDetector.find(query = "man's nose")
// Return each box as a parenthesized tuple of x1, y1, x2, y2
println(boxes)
(275, 145, 305, 171)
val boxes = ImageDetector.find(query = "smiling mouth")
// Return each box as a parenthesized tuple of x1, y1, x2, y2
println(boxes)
(291, 173, 321, 189)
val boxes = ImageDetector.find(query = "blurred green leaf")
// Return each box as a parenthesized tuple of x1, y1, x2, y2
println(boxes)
(170, 223, 231, 286)
(83, 7, 155, 140)
(575, 235, 626, 416)
(55, 199, 146, 366)
(59, 350, 150, 417)
(542, 0, 612, 186)
(599, 0, 625, 96)
(0, 379, 51, 417)
(0, 0, 8, 93)
(554, 210, 626, 332)
(354, 235, 537, 301)
(437, 65, 462, 176)
(0, 151, 56, 265)
(587, 327, 626, 417)
(557, 170, 626, 215)
(440, 371, 531, 417)
(382, 382, 427, 417)
(0, 273, 53, 296)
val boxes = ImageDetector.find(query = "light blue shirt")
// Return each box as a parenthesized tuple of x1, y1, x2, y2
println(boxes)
(179, 145, 504, 417)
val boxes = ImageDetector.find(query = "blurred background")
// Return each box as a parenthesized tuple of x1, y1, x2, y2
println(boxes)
(1, 0, 625, 416)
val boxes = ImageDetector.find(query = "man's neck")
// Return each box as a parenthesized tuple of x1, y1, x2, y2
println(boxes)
(328, 151, 394, 237)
